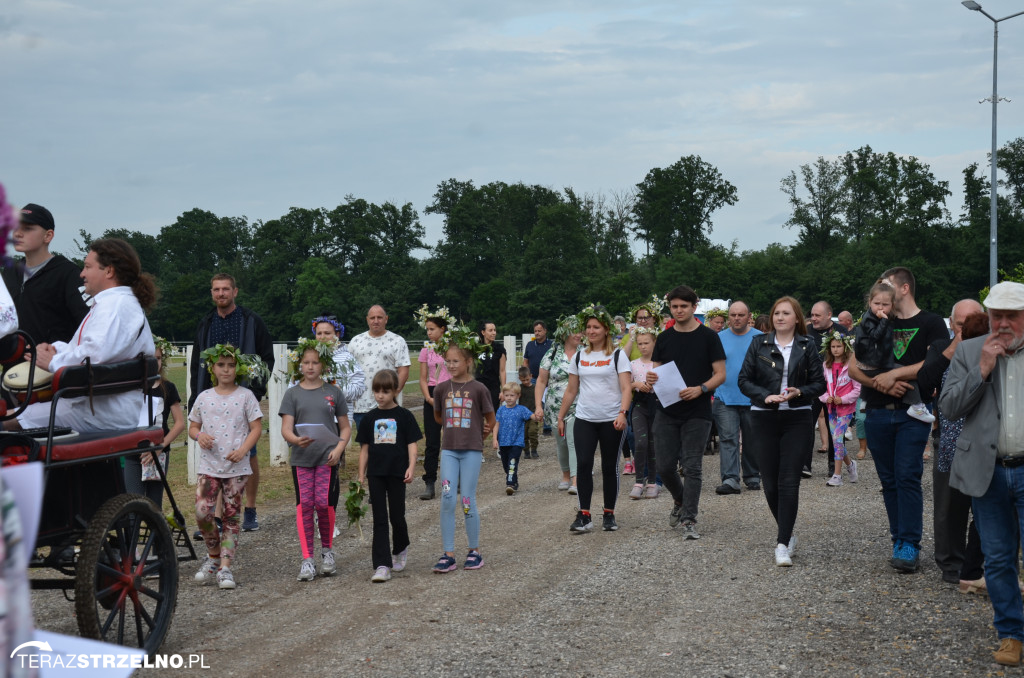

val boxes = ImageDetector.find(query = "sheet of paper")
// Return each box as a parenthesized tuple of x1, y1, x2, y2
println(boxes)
(29, 630, 146, 678)
(1, 461, 43, 562)
(651, 362, 687, 407)
(295, 422, 341, 446)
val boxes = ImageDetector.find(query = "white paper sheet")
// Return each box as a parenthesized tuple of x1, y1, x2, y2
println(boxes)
(1, 461, 43, 562)
(295, 422, 340, 446)
(651, 362, 687, 407)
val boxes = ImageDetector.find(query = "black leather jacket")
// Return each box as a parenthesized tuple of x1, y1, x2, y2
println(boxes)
(737, 332, 826, 409)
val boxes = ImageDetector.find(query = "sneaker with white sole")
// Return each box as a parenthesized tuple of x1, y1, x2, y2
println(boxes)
(297, 558, 316, 581)
(644, 484, 659, 499)
(321, 551, 337, 576)
(567, 485, 578, 495)
(848, 459, 859, 483)
(669, 503, 684, 528)
(392, 547, 408, 572)
(775, 543, 792, 567)
(569, 511, 593, 533)
(682, 521, 700, 540)
(826, 474, 843, 487)
(787, 535, 797, 557)
(557, 480, 570, 491)
(194, 556, 219, 585)
(371, 566, 391, 582)
(629, 483, 644, 500)
(217, 566, 237, 589)
(907, 403, 935, 424)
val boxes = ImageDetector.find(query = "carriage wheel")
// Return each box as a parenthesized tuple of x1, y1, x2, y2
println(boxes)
(75, 493, 178, 655)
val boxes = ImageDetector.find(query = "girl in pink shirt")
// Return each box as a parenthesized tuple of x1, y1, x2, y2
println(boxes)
(820, 334, 861, 487)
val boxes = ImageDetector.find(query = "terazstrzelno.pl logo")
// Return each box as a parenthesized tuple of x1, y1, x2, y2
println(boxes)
(11, 640, 210, 670)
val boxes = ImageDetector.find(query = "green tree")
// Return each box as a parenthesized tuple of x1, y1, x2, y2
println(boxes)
(781, 157, 847, 253)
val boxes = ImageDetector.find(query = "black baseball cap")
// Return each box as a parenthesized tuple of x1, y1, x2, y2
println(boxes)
(19, 204, 55, 231)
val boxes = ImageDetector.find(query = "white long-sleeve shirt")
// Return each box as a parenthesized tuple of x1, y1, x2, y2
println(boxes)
(19, 286, 154, 432)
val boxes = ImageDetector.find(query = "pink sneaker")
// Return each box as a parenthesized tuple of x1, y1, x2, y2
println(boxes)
(629, 483, 644, 500)
(623, 461, 635, 475)
(644, 484, 660, 499)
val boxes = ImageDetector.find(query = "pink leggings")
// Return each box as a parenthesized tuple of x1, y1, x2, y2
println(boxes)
(291, 465, 335, 559)
(827, 411, 854, 461)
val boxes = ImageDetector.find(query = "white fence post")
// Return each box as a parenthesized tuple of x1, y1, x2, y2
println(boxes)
(269, 343, 289, 467)
(185, 345, 197, 486)
(503, 335, 518, 383)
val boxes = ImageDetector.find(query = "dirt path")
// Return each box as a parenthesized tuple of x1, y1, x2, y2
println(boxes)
(32, 435, 1003, 677)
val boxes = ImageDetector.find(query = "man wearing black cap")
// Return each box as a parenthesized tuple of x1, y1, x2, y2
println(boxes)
(1, 204, 90, 344)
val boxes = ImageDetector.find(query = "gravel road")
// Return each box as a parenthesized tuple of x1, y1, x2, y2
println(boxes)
(31, 436, 1006, 677)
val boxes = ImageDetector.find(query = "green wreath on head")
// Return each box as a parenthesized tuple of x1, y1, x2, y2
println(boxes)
(433, 321, 492, 364)
(199, 343, 270, 384)
(285, 337, 340, 383)
(704, 307, 728, 320)
(575, 303, 618, 348)
(629, 294, 666, 326)
(552, 313, 584, 344)
(414, 303, 457, 331)
(819, 329, 854, 356)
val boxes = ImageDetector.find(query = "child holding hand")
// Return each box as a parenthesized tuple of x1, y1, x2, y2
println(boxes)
(492, 382, 535, 494)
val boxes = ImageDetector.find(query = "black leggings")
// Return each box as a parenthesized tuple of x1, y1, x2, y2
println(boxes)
(750, 409, 811, 546)
(573, 418, 625, 512)
(422, 385, 442, 484)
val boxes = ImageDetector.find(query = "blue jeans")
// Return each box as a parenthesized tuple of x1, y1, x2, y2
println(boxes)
(439, 449, 482, 553)
(865, 408, 929, 548)
(972, 464, 1024, 640)
(712, 400, 759, 489)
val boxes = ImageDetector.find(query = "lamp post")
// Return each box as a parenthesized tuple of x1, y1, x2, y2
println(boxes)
(962, 1, 1024, 288)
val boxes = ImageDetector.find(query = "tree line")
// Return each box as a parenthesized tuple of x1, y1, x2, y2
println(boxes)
(71, 139, 1024, 342)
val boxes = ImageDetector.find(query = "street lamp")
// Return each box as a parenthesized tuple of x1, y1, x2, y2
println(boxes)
(962, 1, 1024, 288)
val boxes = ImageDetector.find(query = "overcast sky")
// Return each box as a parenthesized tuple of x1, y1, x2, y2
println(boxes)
(2, 0, 1023, 258)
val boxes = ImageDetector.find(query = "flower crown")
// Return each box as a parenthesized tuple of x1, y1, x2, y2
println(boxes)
(414, 303, 457, 330)
(433, 321, 491, 362)
(629, 294, 666, 325)
(200, 343, 270, 384)
(285, 337, 340, 382)
(576, 303, 618, 347)
(152, 335, 174, 360)
(819, 329, 854, 355)
(633, 326, 661, 337)
(311, 314, 344, 339)
(552, 313, 583, 343)
(704, 308, 728, 320)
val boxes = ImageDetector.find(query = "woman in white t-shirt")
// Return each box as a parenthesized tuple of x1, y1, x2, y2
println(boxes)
(557, 304, 632, 534)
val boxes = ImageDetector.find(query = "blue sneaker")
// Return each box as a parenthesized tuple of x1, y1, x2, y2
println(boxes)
(241, 508, 259, 532)
(891, 542, 920, 573)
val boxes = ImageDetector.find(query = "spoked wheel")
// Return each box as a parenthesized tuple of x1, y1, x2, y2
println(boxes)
(75, 493, 178, 655)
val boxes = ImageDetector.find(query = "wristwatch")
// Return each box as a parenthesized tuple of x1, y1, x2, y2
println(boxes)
(700, 384, 708, 394)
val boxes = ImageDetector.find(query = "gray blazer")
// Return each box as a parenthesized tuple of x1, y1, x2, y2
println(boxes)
(937, 335, 1003, 498)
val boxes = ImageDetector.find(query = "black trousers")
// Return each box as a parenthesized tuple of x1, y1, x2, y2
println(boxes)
(573, 418, 625, 513)
(751, 409, 812, 546)
(368, 475, 410, 569)
(422, 385, 442, 484)
(807, 399, 835, 474)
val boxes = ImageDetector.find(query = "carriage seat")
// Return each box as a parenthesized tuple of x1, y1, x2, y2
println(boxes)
(0, 427, 162, 466)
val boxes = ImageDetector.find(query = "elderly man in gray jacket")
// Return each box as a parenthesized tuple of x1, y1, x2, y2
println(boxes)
(939, 281, 1024, 668)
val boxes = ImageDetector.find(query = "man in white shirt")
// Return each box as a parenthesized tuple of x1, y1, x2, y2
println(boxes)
(7, 238, 155, 433)
(348, 305, 410, 427)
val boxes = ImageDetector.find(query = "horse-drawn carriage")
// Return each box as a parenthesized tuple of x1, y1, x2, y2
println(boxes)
(0, 332, 195, 654)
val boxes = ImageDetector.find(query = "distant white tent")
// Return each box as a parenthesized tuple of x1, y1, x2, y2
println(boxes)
(695, 298, 730, 320)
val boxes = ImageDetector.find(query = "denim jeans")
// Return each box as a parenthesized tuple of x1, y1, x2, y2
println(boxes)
(654, 411, 711, 524)
(439, 450, 482, 552)
(865, 408, 929, 548)
(972, 464, 1024, 641)
(712, 400, 758, 489)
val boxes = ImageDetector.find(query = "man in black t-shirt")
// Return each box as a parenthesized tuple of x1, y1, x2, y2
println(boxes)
(849, 267, 948, 574)
(647, 285, 726, 540)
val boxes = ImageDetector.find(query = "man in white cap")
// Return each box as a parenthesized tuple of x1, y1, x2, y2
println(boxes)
(940, 280, 1024, 667)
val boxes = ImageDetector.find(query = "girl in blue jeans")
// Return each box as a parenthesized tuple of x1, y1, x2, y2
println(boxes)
(431, 341, 496, 573)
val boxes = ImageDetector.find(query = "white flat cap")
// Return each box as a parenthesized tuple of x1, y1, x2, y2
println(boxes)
(984, 281, 1024, 311)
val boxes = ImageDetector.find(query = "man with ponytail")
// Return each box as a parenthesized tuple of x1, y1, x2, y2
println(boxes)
(7, 238, 156, 432)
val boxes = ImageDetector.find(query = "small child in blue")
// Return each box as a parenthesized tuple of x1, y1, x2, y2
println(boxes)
(492, 383, 535, 495)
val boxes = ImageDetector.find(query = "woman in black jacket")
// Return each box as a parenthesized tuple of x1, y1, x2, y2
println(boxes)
(738, 296, 826, 567)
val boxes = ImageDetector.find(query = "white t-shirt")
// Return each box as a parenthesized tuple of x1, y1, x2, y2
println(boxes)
(567, 348, 631, 422)
(348, 330, 411, 413)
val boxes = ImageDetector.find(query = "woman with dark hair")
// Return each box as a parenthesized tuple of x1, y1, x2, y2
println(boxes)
(415, 306, 454, 500)
(738, 296, 826, 567)
(475, 320, 506, 410)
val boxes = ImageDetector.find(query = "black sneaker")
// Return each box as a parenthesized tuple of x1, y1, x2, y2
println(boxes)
(602, 513, 618, 531)
(570, 511, 593, 533)
(715, 483, 741, 495)
(800, 467, 813, 479)
(531, 451, 539, 459)
(745, 482, 761, 491)
(669, 503, 684, 527)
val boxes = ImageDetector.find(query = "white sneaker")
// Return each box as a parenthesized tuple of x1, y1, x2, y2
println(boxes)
(907, 403, 935, 424)
(297, 558, 316, 581)
(826, 474, 843, 487)
(848, 459, 859, 483)
(557, 480, 570, 490)
(567, 485, 578, 495)
(333, 524, 341, 538)
(194, 556, 219, 585)
(775, 543, 792, 567)
(216, 566, 236, 589)
(392, 547, 408, 572)
(371, 566, 391, 583)
(644, 484, 660, 499)
(845, 428, 856, 441)
(321, 551, 337, 576)
(787, 535, 797, 557)
(629, 483, 644, 500)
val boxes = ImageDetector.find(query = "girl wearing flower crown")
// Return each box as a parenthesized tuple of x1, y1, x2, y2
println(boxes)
(414, 305, 455, 501)
(559, 304, 632, 533)
(820, 332, 861, 487)
(431, 324, 496, 573)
